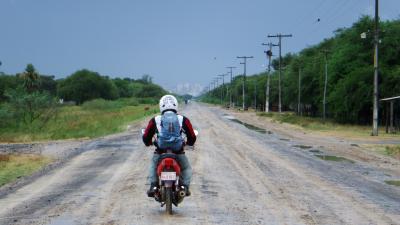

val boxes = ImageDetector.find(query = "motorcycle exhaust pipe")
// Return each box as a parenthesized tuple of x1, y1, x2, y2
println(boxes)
(178, 190, 186, 198)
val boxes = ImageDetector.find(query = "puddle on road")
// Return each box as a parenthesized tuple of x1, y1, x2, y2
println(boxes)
(309, 149, 322, 153)
(228, 118, 267, 134)
(49, 216, 76, 225)
(385, 180, 400, 187)
(314, 155, 354, 163)
(293, 145, 312, 149)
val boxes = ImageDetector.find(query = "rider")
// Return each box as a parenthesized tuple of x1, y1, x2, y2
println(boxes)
(142, 95, 197, 197)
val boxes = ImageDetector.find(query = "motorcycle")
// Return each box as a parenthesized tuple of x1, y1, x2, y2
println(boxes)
(141, 129, 198, 214)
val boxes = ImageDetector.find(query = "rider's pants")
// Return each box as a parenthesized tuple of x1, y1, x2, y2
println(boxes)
(148, 153, 192, 187)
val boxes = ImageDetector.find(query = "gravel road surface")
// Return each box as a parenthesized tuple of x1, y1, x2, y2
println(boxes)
(0, 103, 399, 225)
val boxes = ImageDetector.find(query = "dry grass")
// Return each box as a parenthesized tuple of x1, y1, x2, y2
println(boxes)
(0, 154, 52, 186)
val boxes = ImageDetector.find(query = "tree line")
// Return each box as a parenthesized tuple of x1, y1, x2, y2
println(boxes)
(0, 65, 167, 128)
(204, 16, 400, 124)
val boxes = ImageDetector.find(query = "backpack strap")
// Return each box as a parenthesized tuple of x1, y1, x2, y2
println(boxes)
(155, 115, 162, 133)
(177, 115, 183, 129)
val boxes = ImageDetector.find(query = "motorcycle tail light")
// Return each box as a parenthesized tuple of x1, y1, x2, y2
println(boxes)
(164, 158, 174, 169)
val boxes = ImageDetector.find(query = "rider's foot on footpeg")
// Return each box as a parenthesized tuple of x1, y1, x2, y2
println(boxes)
(147, 183, 158, 197)
(182, 185, 191, 196)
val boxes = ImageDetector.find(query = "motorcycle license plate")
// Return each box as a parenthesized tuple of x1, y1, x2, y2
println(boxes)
(160, 172, 176, 181)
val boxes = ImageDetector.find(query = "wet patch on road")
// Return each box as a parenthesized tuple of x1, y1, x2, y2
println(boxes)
(314, 155, 354, 163)
(309, 149, 323, 154)
(293, 145, 313, 149)
(199, 178, 219, 198)
(384, 180, 400, 187)
(228, 118, 267, 134)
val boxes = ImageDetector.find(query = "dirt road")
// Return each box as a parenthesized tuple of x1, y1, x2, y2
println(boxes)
(0, 103, 399, 225)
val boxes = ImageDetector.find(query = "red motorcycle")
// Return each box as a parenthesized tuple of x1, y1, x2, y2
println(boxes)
(142, 129, 198, 214)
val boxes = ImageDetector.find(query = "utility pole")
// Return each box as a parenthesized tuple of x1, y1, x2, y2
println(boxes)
(237, 56, 254, 110)
(213, 79, 218, 98)
(254, 81, 257, 110)
(226, 66, 236, 108)
(218, 73, 228, 105)
(268, 33, 292, 113)
(321, 49, 330, 120)
(216, 76, 223, 104)
(298, 64, 302, 116)
(262, 42, 278, 112)
(372, 0, 379, 136)
(218, 74, 228, 104)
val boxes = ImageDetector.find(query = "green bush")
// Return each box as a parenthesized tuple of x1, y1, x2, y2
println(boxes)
(0, 104, 13, 127)
(57, 69, 119, 104)
(138, 97, 158, 105)
(4, 87, 58, 128)
(118, 98, 140, 106)
(82, 99, 125, 110)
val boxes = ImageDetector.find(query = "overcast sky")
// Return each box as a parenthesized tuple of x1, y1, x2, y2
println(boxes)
(0, 0, 399, 90)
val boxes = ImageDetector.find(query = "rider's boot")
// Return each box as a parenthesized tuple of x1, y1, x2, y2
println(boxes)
(183, 185, 191, 196)
(147, 182, 158, 197)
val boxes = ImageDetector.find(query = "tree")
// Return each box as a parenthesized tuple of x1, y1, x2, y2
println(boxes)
(19, 64, 40, 93)
(57, 69, 119, 104)
(4, 87, 58, 127)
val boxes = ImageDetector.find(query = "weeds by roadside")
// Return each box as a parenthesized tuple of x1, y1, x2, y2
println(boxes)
(257, 112, 400, 138)
(385, 145, 400, 160)
(384, 180, 400, 187)
(0, 98, 158, 142)
(0, 154, 51, 186)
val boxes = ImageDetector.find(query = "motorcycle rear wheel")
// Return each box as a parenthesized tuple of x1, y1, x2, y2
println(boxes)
(165, 187, 173, 214)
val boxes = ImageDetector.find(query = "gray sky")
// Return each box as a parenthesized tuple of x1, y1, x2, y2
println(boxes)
(0, 0, 399, 91)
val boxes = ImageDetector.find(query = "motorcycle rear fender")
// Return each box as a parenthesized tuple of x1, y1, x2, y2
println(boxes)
(157, 157, 181, 176)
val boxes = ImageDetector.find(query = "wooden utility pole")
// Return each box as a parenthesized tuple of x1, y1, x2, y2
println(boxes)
(268, 34, 292, 113)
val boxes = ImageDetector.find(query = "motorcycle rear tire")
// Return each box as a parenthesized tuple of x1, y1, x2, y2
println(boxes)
(165, 187, 173, 215)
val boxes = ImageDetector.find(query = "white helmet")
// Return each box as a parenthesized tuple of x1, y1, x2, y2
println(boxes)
(159, 95, 178, 113)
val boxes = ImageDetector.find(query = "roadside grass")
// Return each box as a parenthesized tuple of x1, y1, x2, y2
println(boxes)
(0, 98, 158, 142)
(369, 145, 400, 160)
(0, 154, 52, 186)
(257, 112, 399, 138)
(384, 180, 400, 187)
